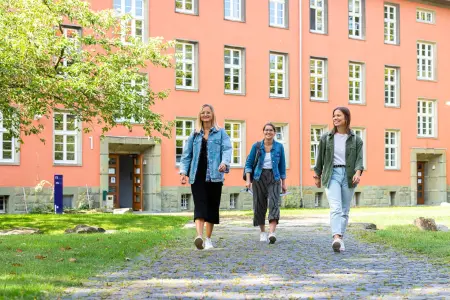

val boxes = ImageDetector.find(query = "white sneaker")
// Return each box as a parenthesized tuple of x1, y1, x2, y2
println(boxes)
(332, 238, 342, 253)
(204, 238, 214, 250)
(194, 236, 204, 250)
(340, 240, 346, 252)
(259, 232, 268, 242)
(268, 232, 277, 244)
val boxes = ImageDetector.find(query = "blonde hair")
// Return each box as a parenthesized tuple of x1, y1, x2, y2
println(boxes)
(196, 104, 220, 133)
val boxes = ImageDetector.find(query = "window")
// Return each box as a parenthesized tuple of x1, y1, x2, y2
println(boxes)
(315, 192, 323, 207)
(0, 115, 15, 163)
(176, 41, 197, 90)
(417, 99, 436, 138)
(224, 47, 244, 94)
(225, 0, 244, 21)
(54, 112, 80, 164)
(269, 53, 287, 97)
(175, 119, 195, 163)
(384, 66, 399, 107)
(310, 58, 327, 101)
(225, 122, 242, 166)
(416, 9, 435, 24)
(310, 0, 327, 33)
(384, 4, 398, 45)
(385, 130, 399, 169)
(113, 0, 145, 42)
(116, 75, 147, 123)
(0, 195, 6, 213)
(353, 128, 366, 169)
(181, 194, 189, 210)
(349, 62, 364, 104)
(417, 42, 435, 80)
(348, 0, 364, 39)
(230, 193, 238, 209)
(269, 0, 288, 28)
(61, 26, 82, 67)
(176, 0, 197, 14)
(310, 126, 325, 168)
(274, 124, 289, 167)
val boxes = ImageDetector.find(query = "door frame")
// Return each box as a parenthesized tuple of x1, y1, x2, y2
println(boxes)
(416, 161, 425, 205)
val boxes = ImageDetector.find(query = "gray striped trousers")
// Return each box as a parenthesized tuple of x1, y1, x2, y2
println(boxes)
(252, 169, 281, 226)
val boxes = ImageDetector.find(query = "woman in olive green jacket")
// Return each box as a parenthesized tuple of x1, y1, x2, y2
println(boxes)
(313, 107, 364, 253)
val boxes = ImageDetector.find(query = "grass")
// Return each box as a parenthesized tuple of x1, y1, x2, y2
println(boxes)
(0, 214, 191, 299)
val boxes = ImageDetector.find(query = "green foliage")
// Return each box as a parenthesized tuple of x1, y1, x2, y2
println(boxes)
(0, 0, 174, 142)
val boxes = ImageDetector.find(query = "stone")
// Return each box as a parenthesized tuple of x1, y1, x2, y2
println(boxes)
(413, 217, 437, 231)
(65, 224, 106, 234)
(0, 227, 42, 235)
(437, 224, 449, 232)
(113, 208, 133, 214)
(348, 223, 377, 230)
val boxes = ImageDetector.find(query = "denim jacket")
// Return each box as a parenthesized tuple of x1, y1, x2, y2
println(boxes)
(245, 140, 286, 182)
(179, 127, 232, 184)
(313, 129, 364, 188)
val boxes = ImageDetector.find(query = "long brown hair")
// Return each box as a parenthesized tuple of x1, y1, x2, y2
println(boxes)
(332, 107, 351, 134)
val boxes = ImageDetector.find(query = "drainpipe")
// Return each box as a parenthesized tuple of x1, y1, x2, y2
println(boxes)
(298, 0, 303, 206)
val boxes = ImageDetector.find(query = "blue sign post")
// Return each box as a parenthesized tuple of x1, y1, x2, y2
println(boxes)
(54, 175, 63, 214)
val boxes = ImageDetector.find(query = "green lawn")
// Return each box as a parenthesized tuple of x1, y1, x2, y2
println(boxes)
(0, 214, 191, 299)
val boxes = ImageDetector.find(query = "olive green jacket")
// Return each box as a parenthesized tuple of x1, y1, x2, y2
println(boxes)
(313, 129, 364, 188)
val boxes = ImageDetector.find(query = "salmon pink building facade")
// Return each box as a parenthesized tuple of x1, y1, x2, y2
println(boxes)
(1, 0, 450, 213)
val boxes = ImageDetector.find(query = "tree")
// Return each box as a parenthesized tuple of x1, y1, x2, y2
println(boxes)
(0, 0, 174, 142)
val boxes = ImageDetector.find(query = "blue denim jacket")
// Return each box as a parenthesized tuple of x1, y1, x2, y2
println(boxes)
(179, 127, 232, 184)
(245, 140, 286, 181)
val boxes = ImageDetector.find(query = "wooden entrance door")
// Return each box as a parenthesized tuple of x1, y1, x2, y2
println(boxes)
(417, 162, 425, 205)
(132, 154, 143, 211)
(108, 154, 120, 208)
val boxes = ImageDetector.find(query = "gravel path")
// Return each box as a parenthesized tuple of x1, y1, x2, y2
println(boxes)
(66, 217, 450, 299)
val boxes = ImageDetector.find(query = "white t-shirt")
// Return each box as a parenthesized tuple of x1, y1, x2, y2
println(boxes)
(333, 133, 348, 165)
(263, 153, 273, 169)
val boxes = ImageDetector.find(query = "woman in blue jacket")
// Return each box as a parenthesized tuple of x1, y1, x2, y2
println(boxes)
(179, 104, 232, 250)
(245, 123, 287, 244)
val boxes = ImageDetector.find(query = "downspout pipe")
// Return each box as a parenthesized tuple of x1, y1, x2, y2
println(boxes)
(298, 0, 303, 207)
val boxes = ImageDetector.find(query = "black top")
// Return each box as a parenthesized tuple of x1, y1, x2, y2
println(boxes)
(196, 138, 208, 181)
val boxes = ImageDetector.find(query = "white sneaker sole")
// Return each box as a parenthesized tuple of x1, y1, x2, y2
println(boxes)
(194, 237, 204, 250)
(269, 236, 276, 244)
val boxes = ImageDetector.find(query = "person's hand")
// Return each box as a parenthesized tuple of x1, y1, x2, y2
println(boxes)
(314, 177, 321, 188)
(218, 163, 227, 173)
(180, 174, 187, 185)
(281, 183, 287, 194)
(245, 180, 251, 190)
(352, 173, 361, 185)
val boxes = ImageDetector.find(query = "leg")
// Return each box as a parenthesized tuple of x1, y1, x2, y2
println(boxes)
(340, 177, 355, 238)
(195, 218, 205, 237)
(252, 178, 268, 227)
(267, 179, 281, 233)
(205, 222, 214, 238)
(325, 170, 343, 238)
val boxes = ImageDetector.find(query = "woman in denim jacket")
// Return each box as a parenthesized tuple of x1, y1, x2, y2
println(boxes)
(313, 107, 364, 253)
(245, 123, 287, 244)
(179, 104, 232, 250)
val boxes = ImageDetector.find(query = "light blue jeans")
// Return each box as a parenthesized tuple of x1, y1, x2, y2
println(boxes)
(325, 167, 355, 237)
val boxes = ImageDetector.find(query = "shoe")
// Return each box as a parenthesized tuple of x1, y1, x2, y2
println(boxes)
(340, 240, 346, 252)
(194, 236, 204, 250)
(204, 238, 214, 250)
(332, 238, 342, 253)
(260, 232, 268, 242)
(268, 232, 276, 244)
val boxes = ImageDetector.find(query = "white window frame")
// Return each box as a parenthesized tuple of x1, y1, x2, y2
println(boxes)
(0, 195, 6, 213)
(225, 121, 243, 166)
(348, 0, 364, 39)
(384, 4, 398, 45)
(224, 0, 244, 21)
(224, 47, 244, 94)
(310, 0, 327, 33)
(353, 127, 367, 170)
(114, 0, 146, 43)
(385, 130, 400, 170)
(417, 99, 437, 138)
(310, 125, 326, 168)
(417, 41, 435, 81)
(176, 41, 197, 90)
(274, 123, 289, 168)
(116, 74, 148, 123)
(269, 53, 288, 98)
(269, 0, 288, 28)
(0, 115, 16, 164)
(230, 193, 238, 209)
(384, 66, 400, 107)
(61, 26, 82, 67)
(348, 62, 364, 104)
(175, 119, 195, 164)
(175, 0, 197, 14)
(53, 112, 81, 165)
(416, 8, 435, 24)
(181, 194, 189, 210)
(310, 58, 327, 101)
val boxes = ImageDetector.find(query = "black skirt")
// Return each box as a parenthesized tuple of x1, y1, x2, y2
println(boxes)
(191, 138, 223, 224)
